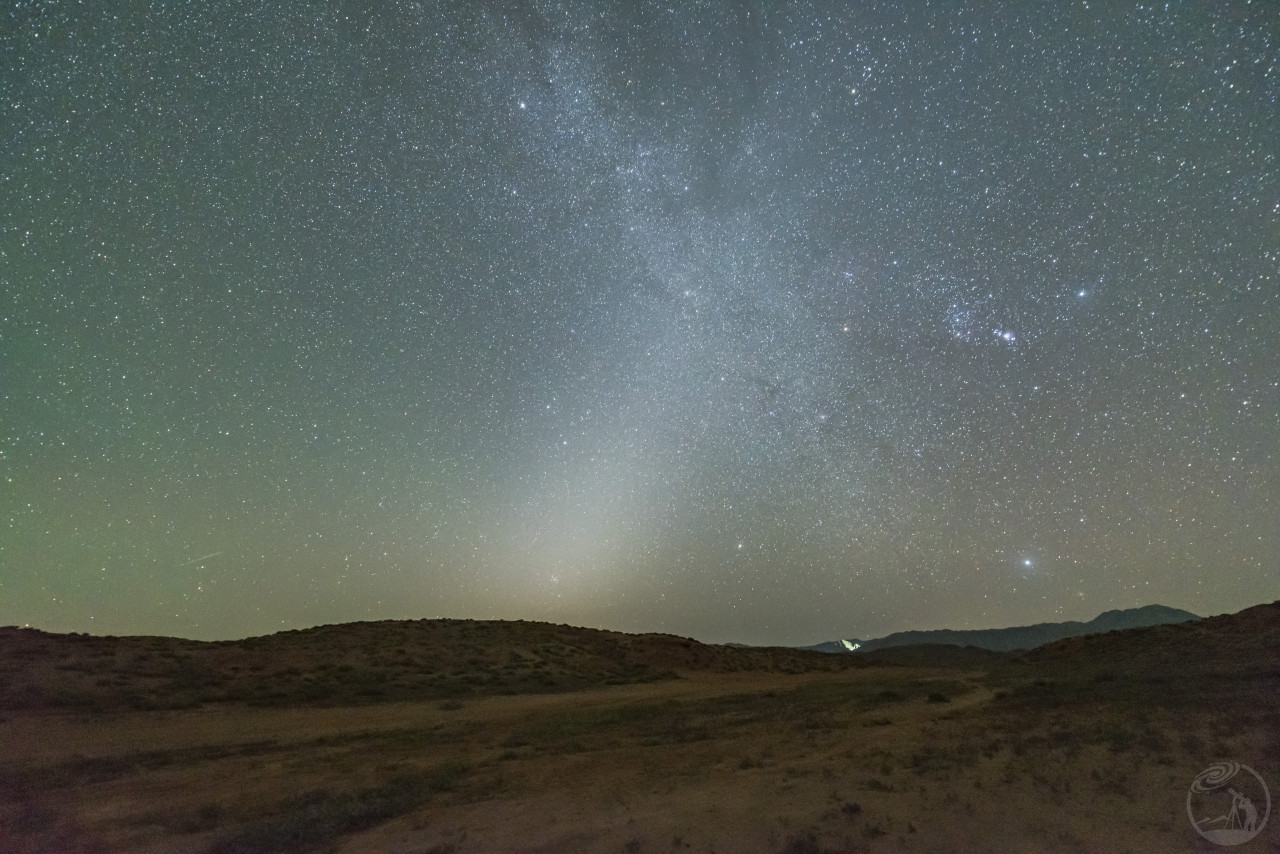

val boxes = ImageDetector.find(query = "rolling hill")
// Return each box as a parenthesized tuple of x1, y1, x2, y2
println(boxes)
(0, 618, 869, 712)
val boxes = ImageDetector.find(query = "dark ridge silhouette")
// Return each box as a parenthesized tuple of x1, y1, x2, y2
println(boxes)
(982, 600, 1280, 715)
(0, 619, 870, 712)
(804, 604, 1200, 654)
(1019, 599, 1279, 678)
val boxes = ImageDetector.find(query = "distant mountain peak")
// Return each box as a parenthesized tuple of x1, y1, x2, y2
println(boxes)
(808, 604, 1200, 654)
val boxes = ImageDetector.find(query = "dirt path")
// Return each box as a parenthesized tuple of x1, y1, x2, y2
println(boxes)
(0, 667, 974, 763)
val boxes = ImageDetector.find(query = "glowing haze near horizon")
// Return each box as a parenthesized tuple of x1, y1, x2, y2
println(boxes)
(2, 2, 1276, 645)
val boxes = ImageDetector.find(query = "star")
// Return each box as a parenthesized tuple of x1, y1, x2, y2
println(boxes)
(2, 0, 1271, 645)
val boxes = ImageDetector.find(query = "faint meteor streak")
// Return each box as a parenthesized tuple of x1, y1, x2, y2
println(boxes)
(180, 552, 222, 566)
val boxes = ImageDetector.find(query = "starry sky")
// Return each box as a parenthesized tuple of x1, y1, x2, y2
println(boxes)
(2, 1, 1277, 645)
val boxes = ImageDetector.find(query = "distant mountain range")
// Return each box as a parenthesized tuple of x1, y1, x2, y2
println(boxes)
(800, 604, 1201, 654)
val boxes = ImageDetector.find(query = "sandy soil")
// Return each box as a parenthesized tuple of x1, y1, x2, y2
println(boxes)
(3, 664, 1273, 853)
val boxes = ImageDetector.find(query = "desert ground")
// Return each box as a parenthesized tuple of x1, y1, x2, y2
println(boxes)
(1, 603, 1276, 853)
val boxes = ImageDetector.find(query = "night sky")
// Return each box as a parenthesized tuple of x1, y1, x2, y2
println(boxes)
(2, 2, 1276, 645)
